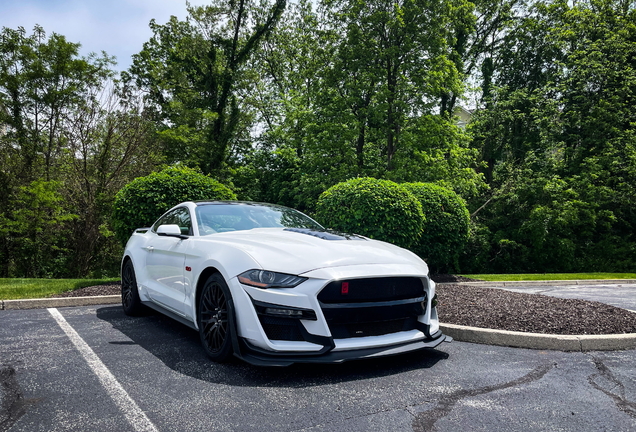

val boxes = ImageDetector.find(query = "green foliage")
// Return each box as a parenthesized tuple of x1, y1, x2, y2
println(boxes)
(112, 166, 236, 244)
(0, 181, 77, 277)
(315, 178, 425, 249)
(401, 183, 470, 273)
(3, 0, 636, 279)
(240, 0, 485, 213)
(0, 25, 161, 278)
(466, 0, 636, 273)
(317, 0, 469, 170)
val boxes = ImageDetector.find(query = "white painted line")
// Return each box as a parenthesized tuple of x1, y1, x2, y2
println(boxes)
(48, 308, 158, 432)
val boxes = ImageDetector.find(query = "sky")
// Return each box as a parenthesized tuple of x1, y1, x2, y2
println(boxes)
(0, 0, 210, 71)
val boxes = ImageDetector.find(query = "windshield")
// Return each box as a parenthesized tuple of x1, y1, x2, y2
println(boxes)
(195, 203, 324, 235)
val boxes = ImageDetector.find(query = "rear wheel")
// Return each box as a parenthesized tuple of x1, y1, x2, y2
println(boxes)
(198, 273, 234, 362)
(121, 260, 143, 316)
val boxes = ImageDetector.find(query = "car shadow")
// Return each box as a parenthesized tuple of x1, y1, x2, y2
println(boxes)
(96, 305, 449, 387)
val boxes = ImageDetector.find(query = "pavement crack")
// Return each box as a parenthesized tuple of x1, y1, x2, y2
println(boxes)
(0, 365, 27, 432)
(412, 363, 555, 432)
(588, 357, 636, 420)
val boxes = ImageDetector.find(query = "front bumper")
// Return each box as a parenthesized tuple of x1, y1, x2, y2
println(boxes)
(228, 263, 450, 366)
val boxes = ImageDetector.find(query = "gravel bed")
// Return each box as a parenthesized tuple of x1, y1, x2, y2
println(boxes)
(51, 279, 636, 335)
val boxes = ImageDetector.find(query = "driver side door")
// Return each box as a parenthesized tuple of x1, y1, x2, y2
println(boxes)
(145, 207, 192, 315)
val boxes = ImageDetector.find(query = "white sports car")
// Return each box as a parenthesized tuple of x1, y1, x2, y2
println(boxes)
(121, 201, 450, 366)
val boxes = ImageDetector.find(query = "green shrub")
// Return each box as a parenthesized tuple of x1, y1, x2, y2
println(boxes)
(112, 166, 236, 244)
(401, 182, 470, 273)
(315, 178, 425, 249)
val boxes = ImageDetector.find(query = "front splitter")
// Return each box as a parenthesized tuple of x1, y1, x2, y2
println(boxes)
(235, 330, 451, 367)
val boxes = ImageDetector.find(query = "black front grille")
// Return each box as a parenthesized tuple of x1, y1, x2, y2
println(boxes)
(258, 315, 304, 341)
(319, 277, 428, 339)
(318, 277, 424, 304)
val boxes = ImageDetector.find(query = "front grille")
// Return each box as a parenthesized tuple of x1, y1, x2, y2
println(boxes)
(258, 315, 304, 341)
(318, 277, 427, 339)
(318, 277, 424, 304)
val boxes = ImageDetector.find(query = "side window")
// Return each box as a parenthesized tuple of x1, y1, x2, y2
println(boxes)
(152, 207, 193, 236)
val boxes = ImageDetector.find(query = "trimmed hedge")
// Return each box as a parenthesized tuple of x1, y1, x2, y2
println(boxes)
(401, 182, 470, 273)
(112, 166, 236, 244)
(315, 178, 425, 249)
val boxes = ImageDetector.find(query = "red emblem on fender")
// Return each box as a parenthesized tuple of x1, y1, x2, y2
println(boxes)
(185, 266, 192, 272)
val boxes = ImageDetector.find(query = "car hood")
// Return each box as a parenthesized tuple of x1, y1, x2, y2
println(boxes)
(200, 228, 428, 276)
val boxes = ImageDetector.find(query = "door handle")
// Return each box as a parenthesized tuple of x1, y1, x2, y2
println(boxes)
(145, 246, 154, 252)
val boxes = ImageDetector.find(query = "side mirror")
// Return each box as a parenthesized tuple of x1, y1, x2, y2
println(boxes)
(157, 224, 188, 239)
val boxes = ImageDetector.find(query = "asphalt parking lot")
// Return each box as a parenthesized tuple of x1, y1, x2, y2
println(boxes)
(491, 283, 636, 312)
(2, 304, 635, 432)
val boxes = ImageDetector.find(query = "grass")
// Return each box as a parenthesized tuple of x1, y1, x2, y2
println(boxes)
(0, 278, 119, 300)
(461, 273, 636, 282)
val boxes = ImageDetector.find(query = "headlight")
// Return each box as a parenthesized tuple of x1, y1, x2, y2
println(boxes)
(238, 270, 307, 288)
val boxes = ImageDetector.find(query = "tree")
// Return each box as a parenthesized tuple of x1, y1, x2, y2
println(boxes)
(0, 25, 120, 277)
(467, 0, 636, 272)
(240, 0, 485, 211)
(319, 0, 471, 171)
(61, 85, 162, 276)
(0, 25, 114, 183)
(0, 26, 160, 277)
(125, 0, 286, 177)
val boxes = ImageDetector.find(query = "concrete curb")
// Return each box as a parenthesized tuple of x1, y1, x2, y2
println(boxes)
(1, 295, 120, 310)
(440, 323, 636, 352)
(440, 279, 636, 287)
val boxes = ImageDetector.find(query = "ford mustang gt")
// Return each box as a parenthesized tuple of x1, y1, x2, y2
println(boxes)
(121, 201, 450, 366)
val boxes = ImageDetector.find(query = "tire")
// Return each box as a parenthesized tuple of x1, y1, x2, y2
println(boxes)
(198, 273, 235, 362)
(121, 260, 144, 316)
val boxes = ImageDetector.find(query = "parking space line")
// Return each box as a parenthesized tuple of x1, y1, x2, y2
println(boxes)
(48, 308, 159, 432)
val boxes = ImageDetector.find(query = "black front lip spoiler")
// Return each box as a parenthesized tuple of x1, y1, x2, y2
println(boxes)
(233, 330, 452, 367)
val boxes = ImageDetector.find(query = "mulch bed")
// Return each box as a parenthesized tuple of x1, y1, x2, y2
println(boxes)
(53, 282, 121, 297)
(51, 278, 636, 335)
(437, 284, 636, 335)
(430, 274, 481, 283)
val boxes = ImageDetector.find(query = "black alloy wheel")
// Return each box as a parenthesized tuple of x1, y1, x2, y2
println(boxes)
(121, 260, 143, 316)
(198, 273, 234, 362)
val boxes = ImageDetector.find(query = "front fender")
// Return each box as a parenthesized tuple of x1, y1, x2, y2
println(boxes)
(183, 243, 262, 326)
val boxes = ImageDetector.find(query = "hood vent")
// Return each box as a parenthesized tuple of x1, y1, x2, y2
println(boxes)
(283, 228, 367, 241)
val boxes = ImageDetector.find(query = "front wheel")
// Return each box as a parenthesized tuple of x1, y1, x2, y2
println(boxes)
(198, 273, 235, 362)
(121, 260, 143, 316)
